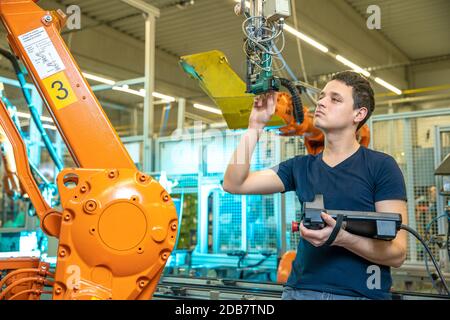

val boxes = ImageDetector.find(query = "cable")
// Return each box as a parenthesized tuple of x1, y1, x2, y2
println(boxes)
(0, 268, 53, 290)
(400, 224, 450, 295)
(423, 212, 450, 294)
(242, 16, 286, 73)
(424, 242, 439, 294)
(0, 276, 54, 300)
(425, 213, 448, 232)
(447, 215, 450, 266)
(8, 289, 52, 300)
(279, 78, 304, 124)
(0, 48, 64, 171)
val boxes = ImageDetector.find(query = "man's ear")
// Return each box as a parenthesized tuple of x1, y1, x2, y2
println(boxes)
(354, 107, 368, 124)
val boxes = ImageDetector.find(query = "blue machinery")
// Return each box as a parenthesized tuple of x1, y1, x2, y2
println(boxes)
(0, 66, 63, 255)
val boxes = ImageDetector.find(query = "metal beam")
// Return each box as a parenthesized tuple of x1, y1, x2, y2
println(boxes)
(185, 111, 215, 124)
(372, 107, 450, 122)
(0, 75, 33, 89)
(177, 98, 186, 130)
(143, 14, 156, 172)
(403, 118, 417, 262)
(377, 93, 450, 106)
(120, 0, 160, 17)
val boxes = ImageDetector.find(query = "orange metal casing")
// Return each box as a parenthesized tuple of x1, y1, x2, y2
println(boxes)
(0, 0, 178, 300)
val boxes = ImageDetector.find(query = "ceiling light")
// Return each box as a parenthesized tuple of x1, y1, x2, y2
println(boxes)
(152, 91, 176, 102)
(193, 103, 222, 115)
(284, 24, 329, 53)
(15, 111, 31, 119)
(113, 86, 176, 102)
(82, 72, 116, 86)
(42, 124, 57, 131)
(14, 112, 53, 123)
(335, 55, 370, 77)
(112, 86, 145, 97)
(374, 77, 402, 95)
(40, 115, 53, 122)
(209, 121, 228, 129)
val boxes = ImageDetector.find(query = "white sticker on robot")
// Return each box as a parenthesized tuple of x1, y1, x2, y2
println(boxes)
(18, 26, 65, 79)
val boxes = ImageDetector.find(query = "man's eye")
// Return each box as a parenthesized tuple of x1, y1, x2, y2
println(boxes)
(332, 98, 339, 102)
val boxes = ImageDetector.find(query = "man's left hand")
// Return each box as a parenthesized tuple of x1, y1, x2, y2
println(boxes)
(299, 212, 348, 247)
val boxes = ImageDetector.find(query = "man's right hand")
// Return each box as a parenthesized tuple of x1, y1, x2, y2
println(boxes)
(249, 91, 277, 130)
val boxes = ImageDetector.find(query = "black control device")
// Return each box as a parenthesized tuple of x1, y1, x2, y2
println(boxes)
(302, 208, 402, 240)
(292, 195, 402, 240)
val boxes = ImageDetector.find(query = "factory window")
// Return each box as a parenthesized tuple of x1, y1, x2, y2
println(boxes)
(247, 195, 277, 253)
(213, 191, 242, 253)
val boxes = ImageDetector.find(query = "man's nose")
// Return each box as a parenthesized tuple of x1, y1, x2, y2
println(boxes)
(317, 95, 327, 106)
(317, 99, 326, 109)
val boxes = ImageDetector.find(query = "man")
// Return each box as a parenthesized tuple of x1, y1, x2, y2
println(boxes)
(223, 71, 408, 300)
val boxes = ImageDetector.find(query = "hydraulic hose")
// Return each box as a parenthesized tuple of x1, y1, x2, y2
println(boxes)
(0, 48, 64, 171)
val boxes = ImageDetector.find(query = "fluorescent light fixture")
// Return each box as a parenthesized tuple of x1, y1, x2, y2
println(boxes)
(40, 115, 53, 122)
(152, 91, 176, 102)
(335, 55, 370, 77)
(15, 111, 31, 119)
(85, 70, 176, 102)
(82, 72, 116, 86)
(113, 86, 145, 97)
(374, 77, 402, 95)
(209, 121, 228, 129)
(193, 103, 222, 115)
(43, 124, 58, 131)
(284, 24, 329, 53)
(113, 86, 176, 102)
(14, 112, 53, 123)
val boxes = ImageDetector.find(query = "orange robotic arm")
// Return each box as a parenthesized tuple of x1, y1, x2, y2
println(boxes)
(0, 0, 177, 300)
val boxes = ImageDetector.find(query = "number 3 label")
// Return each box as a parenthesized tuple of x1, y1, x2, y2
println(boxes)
(43, 72, 78, 109)
(51, 80, 69, 100)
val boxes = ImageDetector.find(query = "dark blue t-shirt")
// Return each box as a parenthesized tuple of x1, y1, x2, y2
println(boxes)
(272, 146, 407, 300)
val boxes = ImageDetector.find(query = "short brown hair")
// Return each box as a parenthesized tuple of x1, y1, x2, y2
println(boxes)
(331, 71, 375, 130)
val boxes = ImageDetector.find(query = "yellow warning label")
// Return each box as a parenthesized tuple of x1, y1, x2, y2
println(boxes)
(42, 72, 78, 110)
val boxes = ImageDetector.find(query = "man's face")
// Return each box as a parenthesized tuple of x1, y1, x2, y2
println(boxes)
(313, 80, 358, 132)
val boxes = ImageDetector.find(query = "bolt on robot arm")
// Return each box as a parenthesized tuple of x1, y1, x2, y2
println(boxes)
(0, 0, 178, 300)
